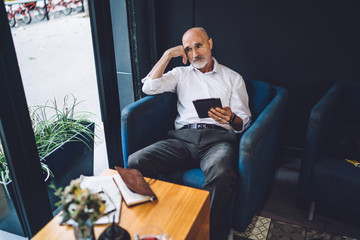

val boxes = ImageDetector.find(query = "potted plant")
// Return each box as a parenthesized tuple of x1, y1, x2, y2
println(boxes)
(0, 134, 52, 197)
(55, 179, 106, 240)
(0, 94, 96, 210)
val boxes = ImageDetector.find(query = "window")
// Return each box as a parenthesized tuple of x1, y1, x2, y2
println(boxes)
(0, 0, 124, 237)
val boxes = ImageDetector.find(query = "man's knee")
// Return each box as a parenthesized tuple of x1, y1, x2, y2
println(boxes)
(204, 163, 236, 190)
(127, 160, 136, 169)
(127, 151, 140, 169)
(127, 150, 159, 178)
(214, 163, 236, 181)
(127, 150, 151, 169)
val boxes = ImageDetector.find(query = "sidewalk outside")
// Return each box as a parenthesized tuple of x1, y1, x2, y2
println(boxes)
(11, 11, 100, 122)
(9, 11, 108, 172)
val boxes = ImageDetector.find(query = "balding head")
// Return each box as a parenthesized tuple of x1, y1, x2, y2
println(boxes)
(182, 27, 210, 43)
(181, 27, 213, 72)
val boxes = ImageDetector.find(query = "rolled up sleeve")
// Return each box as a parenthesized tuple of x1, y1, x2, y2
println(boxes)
(230, 74, 252, 133)
(141, 69, 179, 95)
(142, 76, 163, 94)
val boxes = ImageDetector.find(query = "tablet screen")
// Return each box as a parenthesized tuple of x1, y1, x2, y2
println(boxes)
(192, 98, 222, 118)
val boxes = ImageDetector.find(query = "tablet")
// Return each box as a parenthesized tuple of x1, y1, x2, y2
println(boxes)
(192, 98, 222, 118)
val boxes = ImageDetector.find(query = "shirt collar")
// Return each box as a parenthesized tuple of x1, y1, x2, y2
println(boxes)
(186, 57, 219, 74)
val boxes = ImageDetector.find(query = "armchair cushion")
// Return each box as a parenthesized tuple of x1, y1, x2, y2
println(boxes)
(311, 156, 360, 215)
(160, 169, 205, 189)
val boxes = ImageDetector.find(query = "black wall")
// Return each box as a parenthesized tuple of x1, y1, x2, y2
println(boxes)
(150, 0, 360, 149)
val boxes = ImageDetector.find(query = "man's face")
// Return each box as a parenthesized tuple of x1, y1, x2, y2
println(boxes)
(182, 29, 213, 69)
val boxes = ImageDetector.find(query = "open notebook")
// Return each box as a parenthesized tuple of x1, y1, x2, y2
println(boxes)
(114, 166, 157, 207)
(61, 168, 156, 226)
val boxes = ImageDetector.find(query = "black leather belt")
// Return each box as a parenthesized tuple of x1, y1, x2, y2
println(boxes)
(181, 123, 227, 131)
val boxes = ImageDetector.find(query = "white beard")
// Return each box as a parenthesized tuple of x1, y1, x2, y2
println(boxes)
(191, 57, 209, 69)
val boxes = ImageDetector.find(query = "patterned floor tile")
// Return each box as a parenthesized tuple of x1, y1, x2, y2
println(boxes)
(234, 215, 271, 240)
(266, 219, 306, 240)
(233, 216, 359, 240)
(306, 229, 355, 240)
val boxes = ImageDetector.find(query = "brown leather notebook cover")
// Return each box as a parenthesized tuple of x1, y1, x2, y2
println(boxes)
(115, 166, 157, 200)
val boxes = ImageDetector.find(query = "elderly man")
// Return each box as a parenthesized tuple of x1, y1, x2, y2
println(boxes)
(128, 27, 251, 239)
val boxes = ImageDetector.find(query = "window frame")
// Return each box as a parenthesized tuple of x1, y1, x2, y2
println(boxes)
(0, 0, 125, 236)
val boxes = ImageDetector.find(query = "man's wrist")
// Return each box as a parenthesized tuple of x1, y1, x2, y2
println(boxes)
(163, 51, 172, 61)
(227, 113, 236, 124)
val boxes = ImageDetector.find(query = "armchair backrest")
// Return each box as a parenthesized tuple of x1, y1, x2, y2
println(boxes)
(301, 80, 360, 180)
(245, 80, 274, 121)
(121, 92, 177, 165)
(326, 80, 360, 159)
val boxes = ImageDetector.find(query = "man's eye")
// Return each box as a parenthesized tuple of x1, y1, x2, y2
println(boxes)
(185, 48, 191, 52)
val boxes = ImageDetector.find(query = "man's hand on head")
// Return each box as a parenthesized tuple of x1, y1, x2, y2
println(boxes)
(149, 45, 188, 79)
(165, 45, 188, 65)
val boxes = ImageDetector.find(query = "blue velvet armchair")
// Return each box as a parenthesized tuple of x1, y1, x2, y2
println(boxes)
(298, 80, 360, 221)
(121, 80, 288, 232)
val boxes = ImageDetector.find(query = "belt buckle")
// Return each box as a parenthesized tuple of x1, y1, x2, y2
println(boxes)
(189, 124, 196, 129)
(196, 123, 206, 129)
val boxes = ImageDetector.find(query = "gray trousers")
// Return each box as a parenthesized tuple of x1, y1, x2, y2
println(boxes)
(128, 128, 238, 240)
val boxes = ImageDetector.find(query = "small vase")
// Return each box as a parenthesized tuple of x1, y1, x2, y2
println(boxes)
(73, 221, 95, 240)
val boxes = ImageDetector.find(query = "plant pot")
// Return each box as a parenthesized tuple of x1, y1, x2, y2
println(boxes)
(0, 184, 10, 221)
(44, 122, 95, 212)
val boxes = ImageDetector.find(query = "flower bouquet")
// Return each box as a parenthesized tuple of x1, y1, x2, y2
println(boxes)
(55, 179, 106, 240)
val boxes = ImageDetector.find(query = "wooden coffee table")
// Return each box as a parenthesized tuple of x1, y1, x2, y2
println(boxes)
(32, 169, 210, 240)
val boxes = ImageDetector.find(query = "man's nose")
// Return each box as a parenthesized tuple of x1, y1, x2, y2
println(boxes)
(192, 49, 199, 58)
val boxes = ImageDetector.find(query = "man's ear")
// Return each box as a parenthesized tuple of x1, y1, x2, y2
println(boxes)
(208, 38, 213, 50)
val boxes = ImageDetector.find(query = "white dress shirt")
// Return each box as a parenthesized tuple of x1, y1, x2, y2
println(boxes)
(142, 58, 252, 132)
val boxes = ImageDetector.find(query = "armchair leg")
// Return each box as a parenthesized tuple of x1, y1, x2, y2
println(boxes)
(227, 228, 234, 240)
(308, 201, 316, 221)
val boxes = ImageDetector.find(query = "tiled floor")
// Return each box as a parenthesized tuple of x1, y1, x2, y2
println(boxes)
(234, 215, 359, 240)
(0, 230, 27, 240)
(236, 216, 271, 239)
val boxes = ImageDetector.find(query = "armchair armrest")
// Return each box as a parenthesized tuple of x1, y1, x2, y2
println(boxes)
(233, 86, 288, 228)
(121, 92, 178, 167)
